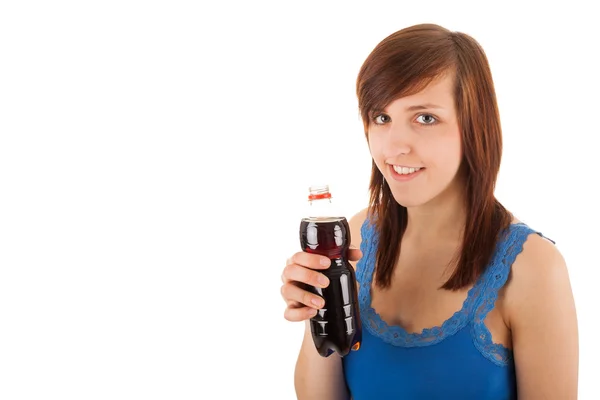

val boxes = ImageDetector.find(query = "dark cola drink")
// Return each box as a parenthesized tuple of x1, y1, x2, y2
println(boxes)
(299, 185, 362, 357)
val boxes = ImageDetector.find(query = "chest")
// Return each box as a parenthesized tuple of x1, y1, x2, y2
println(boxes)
(367, 244, 511, 349)
(369, 246, 471, 334)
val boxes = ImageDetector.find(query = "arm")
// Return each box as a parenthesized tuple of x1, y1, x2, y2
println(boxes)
(294, 325, 350, 400)
(506, 234, 579, 399)
(294, 208, 368, 400)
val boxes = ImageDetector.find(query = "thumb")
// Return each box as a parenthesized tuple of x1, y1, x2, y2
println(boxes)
(348, 246, 363, 261)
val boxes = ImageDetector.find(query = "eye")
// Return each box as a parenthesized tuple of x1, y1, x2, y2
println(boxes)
(372, 114, 391, 125)
(416, 114, 438, 125)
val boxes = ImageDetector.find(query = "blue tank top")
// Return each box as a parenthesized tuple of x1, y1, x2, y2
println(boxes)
(342, 219, 552, 399)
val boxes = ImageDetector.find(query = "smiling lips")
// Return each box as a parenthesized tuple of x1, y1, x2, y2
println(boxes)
(389, 164, 425, 181)
(392, 165, 423, 175)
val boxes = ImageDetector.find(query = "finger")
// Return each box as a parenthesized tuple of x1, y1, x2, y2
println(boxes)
(285, 299, 303, 309)
(284, 306, 318, 322)
(282, 263, 330, 288)
(280, 283, 325, 309)
(290, 251, 331, 270)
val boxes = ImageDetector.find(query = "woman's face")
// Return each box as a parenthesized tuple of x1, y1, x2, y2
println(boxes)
(367, 74, 464, 208)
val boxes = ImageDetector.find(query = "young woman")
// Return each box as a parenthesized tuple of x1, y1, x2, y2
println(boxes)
(280, 23, 578, 399)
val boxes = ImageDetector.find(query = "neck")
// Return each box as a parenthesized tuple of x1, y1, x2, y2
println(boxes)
(403, 181, 466, 243)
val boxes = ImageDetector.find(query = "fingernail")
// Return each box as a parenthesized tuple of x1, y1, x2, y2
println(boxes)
(320, 257, 330, 267)
(311, 298, 324, 307)
(318, 274, 329, 287)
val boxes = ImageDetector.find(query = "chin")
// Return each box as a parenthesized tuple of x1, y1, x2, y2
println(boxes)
(389, 191, 430, 208)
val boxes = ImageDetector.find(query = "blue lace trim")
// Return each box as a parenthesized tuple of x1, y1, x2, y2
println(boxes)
(356, 219, 547, 361)
(471, 223, 549, 366)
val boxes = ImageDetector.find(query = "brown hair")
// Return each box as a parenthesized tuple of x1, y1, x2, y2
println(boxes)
(357, 23, 513, 291)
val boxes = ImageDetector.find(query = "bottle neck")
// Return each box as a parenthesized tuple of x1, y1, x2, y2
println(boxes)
(306, 197, 342, 220)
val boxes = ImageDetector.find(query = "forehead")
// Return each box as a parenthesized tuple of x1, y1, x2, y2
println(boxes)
(386, 73, 455, 111)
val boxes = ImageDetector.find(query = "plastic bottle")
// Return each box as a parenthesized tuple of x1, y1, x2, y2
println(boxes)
(299, 184, 362, 357)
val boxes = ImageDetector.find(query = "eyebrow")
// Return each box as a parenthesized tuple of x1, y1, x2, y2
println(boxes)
(371, 103, 445, 115)
(405, 103, 445, 111)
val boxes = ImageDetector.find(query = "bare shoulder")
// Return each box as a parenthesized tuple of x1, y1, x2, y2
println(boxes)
(347, 207, 370, 270)
(347, 207, 370, 249)
(504, 228, 579, 398)
(504, 231, 573, 318)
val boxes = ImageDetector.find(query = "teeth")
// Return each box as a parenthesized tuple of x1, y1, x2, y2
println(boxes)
(393, 165, 421, 175)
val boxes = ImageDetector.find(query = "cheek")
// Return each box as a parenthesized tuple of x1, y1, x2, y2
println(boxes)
(367, 136, 378, 159)
(428, 137, 462, 173)
(367, 139, 386, 169)
(367, 131, 388, 154)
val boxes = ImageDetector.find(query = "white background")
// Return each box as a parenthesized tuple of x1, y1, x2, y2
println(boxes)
(1, 1, 598, 399)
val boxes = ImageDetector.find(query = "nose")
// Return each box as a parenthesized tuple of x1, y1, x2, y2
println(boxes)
(384, 122, 412, 156)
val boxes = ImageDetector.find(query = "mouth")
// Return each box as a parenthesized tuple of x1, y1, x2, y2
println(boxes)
(388, 164, 425, 181)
